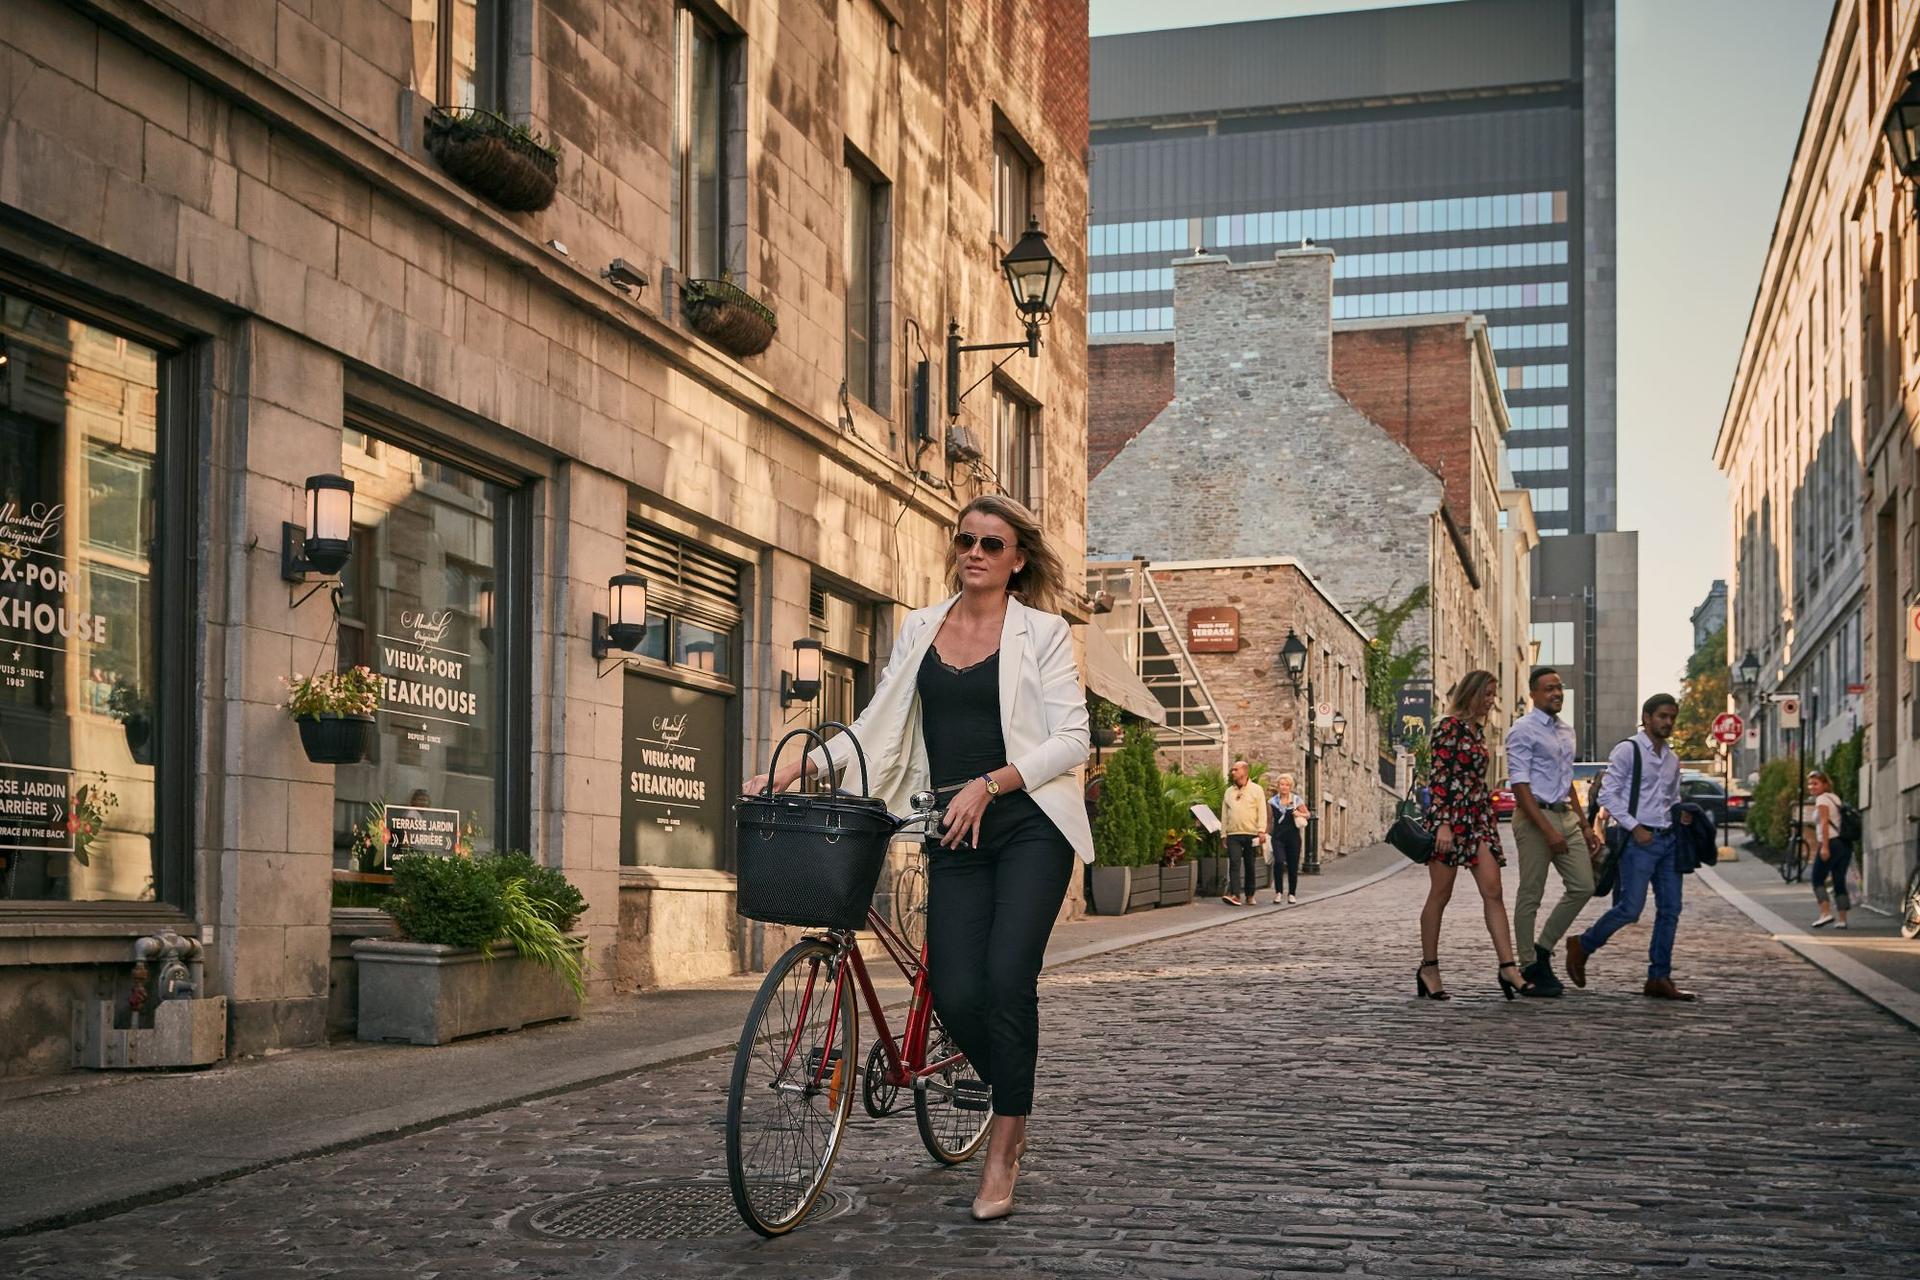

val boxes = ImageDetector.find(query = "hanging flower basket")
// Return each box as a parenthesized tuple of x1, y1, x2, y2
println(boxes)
(681, 278, 777, 358)
(297, 714, 376, 765)
(122, 714, 155, 766)
(424, 107, 560, 213)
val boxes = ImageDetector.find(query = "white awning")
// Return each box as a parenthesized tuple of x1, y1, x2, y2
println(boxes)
(1083, 621, 1166, 725)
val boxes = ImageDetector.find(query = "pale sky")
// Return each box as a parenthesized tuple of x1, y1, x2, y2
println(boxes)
(1090, 0, 1831, 696)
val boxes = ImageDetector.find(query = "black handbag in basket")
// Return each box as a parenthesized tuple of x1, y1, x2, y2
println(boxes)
(736, 723, 901, 930)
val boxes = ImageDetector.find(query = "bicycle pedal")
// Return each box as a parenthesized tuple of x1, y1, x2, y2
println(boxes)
(952, 1078, 992, 1111)
(806, 1047, 844, 1073)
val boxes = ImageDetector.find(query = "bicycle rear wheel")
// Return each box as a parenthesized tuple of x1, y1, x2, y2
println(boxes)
(1779, 846, 1805, 883)
(726, 938, 857, 1237)
(892, 856, 929, 953)
(1901, 869, 1920, 941)
(913, 1015, 991, 1165)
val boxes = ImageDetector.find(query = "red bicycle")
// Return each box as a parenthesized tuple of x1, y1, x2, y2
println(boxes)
(725, 796, 989, 1237)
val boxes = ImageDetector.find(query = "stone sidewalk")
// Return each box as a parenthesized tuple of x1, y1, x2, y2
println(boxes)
(4, 844, 1917, 1278)
(0, 842, 1407, 1236)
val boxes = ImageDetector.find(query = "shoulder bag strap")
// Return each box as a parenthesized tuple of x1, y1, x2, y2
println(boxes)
(1629, 741, 1643, 826)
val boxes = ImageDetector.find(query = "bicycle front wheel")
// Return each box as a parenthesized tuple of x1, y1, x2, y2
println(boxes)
(1901, 870, 1920, 941)
(726, 938, 857, 1237)
(913, 1014, 991, 1165)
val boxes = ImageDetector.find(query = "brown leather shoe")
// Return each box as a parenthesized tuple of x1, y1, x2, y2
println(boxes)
(1643, 978, 1697, 1001)
(1564, 936, 1588, 988)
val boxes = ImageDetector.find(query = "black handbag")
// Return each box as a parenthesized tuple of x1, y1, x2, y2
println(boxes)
(1386, 800, 1436, 864)
(736, 724, 900, 930)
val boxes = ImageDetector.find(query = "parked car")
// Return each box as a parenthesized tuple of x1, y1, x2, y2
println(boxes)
(1724, 789, 1750, 826)
(1678, 771, 1734, 828)
(1492, 787, 1517, 821)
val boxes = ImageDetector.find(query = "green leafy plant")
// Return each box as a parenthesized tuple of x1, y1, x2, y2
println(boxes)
(427, 106, 560, 160)
(106, 679, 149, 724)
(387, 853, 510, 949)
(1354, 585, 1431, 742)
(350, 801, 388, 873)
(1820, 727, 1863, 808)
(1087, 694, 1122, 733)
(1747, 756, 1800, 853)
(1672, 625, 1729, 758)
(1400, 716, 1433, 786)
(498, 878, 586, 997)
(68, 773, 118, 867)
(681, 275, 779, 329)
(284, 666, 380, 719)
(483, 850, 587, 932)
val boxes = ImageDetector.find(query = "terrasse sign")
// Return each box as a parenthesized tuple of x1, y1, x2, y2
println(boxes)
(1186, 607, 1241, 653)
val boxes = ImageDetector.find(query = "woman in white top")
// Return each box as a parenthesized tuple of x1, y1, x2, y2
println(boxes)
(746, 494, 1090, 1222)
(1806, 769, 1852, 929)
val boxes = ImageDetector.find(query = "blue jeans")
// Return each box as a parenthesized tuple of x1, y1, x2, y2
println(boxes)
(1579, 827, 1684, 980)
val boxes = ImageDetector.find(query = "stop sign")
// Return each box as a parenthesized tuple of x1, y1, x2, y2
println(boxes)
(1711, 712, 1744, 745)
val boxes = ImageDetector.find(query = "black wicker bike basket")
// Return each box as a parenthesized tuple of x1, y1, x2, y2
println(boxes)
(736, 725, 899, 930)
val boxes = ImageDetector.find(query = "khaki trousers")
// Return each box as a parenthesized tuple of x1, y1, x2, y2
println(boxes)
(1512, 806, 1595, 958)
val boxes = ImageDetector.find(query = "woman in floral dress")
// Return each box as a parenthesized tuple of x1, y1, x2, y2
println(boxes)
(1416, 670, 1532, 1001)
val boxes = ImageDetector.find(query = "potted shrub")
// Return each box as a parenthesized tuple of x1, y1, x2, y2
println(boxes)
(1090, 726, 1168, 914)
(681, 275, 778, 358)
(423, 107, 560, 212)
(352, 850, 589, 1045)
(108, 679, 153, 765)
(285, 666, 379, 765)
(1088, 694, 1121, 748)
(1158, 828, 1197, 907)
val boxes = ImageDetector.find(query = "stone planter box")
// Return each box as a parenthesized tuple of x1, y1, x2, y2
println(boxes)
(1158, 862, 1197, 907)
(351, 937, 584, 1045)
(1196, 855, 1225, 897)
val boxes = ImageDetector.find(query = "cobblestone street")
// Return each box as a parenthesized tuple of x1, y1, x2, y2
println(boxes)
(6, 862, 1918, 1279)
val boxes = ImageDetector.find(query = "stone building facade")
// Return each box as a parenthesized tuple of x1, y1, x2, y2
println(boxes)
(1146, 559, 1391, 856)
(0, 0, 1090, 1075)
(1499, 489, 1542, 749)
(1715, 0, 1909, 905)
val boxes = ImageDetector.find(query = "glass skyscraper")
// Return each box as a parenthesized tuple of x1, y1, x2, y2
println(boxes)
(1089, 0, 1616, 539)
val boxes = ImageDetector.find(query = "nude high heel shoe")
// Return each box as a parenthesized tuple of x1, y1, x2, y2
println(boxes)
(971, 1128, 1025, 1221)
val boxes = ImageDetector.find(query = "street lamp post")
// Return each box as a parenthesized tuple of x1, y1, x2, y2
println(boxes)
(1279, 629, 1322, 875)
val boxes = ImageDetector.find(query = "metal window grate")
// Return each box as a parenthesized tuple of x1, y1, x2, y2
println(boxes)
(627, 523, 742, 630)
(510, 1181, 854, 1241)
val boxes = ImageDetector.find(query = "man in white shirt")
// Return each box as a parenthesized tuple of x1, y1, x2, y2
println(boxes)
(1506, 668, 1600, 997)
(1565, 694, 1697, 1001)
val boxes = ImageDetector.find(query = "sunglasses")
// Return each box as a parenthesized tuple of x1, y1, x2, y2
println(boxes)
(952, 532, 1012, 555)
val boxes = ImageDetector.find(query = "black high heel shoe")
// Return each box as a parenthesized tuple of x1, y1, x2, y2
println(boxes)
(1497, 960, 1534, 1001)
(1415, 959, 1451, 1001)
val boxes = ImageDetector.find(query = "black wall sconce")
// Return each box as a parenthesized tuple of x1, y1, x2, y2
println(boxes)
(946, 220, 1068, 418)
(281, 473, 355, 585)
(1883, 69, 1920, 215)
(781, 637, 824, 707)
(592, 572, 649, 674)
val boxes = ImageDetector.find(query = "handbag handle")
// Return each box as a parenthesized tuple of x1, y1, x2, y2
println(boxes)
(764, 721, 872, 800)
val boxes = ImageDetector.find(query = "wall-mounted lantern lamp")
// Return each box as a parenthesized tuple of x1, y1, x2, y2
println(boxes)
(1279, 629, 1309, 693)
(1329, 710, 1348, 749)
(946, 220, 1069, 419)
(1883, 69, 1920, 213)
(781, 637, 824, 707)
(281, 474, 354, 583)
(592, 573, 649, 670)
(1736, 648, 1761, 691)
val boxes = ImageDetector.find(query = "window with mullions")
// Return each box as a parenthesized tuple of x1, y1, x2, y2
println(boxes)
(331, 431, 524, 907)
(993, 128, 1038, 246)
(676, 6, 741, 282)
(410, 0, 510, 110)
(845, 153, 891, 412)
(992, 383, 1040, 512)
(0, 291, 189, 906)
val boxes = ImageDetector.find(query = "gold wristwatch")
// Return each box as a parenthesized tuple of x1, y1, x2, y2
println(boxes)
(979, 774, 1000, 797)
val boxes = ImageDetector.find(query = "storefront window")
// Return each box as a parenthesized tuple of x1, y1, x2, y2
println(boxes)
(0, 293, 163, 902)
(331, 431, 516, 906)
(620, 523, 740, 872)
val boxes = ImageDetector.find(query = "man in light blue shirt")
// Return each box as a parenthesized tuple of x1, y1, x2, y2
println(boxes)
(1506, 667, 1599, 996)
(1566, 693, 1697, 1000)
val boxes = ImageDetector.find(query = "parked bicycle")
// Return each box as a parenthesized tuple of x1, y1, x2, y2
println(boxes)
(725, 728, 989, 1238)
(1903, 818, 1920, 941)
(1777, 827, 1807, 884)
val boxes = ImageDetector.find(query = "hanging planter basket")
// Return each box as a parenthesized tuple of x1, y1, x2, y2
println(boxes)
(122, 715, 155, 767)
(297, 714, 376, 766)
(1091, 725, 1119, 748)
(681, 278, 778, 358)
(424, 107, 560, 213)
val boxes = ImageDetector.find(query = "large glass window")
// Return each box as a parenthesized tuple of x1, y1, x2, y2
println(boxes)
(410, 0, 508, 110)
(677, 7, 734, 281)
(992, 383, 1039, 512)
(331, 431, 518, 905)
(846, 158, 889, 411)
(0, 294, 166, 903)
(993, 131, 1035, 246)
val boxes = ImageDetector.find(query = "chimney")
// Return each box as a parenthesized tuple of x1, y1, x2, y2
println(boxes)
(1170, 247, 1336, 408)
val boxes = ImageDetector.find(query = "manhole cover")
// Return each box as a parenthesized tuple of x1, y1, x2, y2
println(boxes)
(510, 1181, 855, 1241)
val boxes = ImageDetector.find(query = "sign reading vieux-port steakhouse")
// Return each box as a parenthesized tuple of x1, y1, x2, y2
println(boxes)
(622, 675, 728, 869)
(0, 763, 74, 854)
(1, 502, 110, 699)
(377, 608, 479, 754)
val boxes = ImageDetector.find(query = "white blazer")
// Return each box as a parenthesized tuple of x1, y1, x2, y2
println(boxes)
(806, 594, 1095, 863)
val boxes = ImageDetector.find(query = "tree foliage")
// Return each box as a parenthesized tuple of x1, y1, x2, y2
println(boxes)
(1093, 724, 1167, 866)
(1354, 585, 1430, 744)
(1672, 624, 1729, 759)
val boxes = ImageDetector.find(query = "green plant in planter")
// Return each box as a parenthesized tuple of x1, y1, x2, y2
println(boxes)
(106, 679, 150, 724)
(284, 666, 381, 718)
(387, 854, 509, 950)
(483, 850, 587, 932)
(497, 878, 585, 998)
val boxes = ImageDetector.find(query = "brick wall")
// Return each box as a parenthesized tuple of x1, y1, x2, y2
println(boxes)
(1087, 341, 1174, 478)
(1148, 562, 1391, 855)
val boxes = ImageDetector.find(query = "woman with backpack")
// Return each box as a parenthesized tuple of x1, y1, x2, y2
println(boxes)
(1807, 770, 1854, 929)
